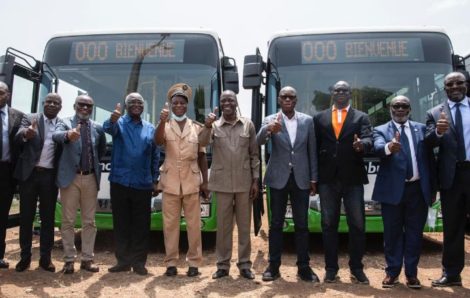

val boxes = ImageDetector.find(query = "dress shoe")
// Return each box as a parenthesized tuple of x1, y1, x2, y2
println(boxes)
(382, 275, 399, 288)
(324, 270, 338, 283)
(133, 266, 148, 276)
(212, 269, 229, 279)
(240, 268, 255, 280)
(351, 270, 370, 285)
(431, 275, 462, 287)
(262, 266, 280, 281)
(15, 258, 31, 272)
(0, 259, 9, 269)
(406, 276, 421, 289)
(187, 267, 199, 277)
(39, 259, 56, 272)
(108, 263, 131, 273)
(80, 260, 99, 273)
(164, 266, 177, 276)
(297, 267, 320, 282)
(62, 261, 74, 274)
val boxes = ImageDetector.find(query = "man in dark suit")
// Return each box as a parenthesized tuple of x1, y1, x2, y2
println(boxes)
(0, 81, 24, 269)
(372, 95, 434, 289)
(13, 93, 62, 272)
(257, 86, 319, 283)
(53, 94, 106, 274)
(314, 80, 372, 284)
(426, 72, 470, 287)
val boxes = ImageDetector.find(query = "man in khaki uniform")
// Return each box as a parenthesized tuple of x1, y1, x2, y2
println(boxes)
(201, 90, 260, 280)
(154, 83, 209, 277)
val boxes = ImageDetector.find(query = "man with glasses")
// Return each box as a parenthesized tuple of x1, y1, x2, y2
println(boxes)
(257, 86, 319, 283)
(426, 72, 470, 287)
(53, 95, 106, 274)
(372, 95, 435, 289)
(314, 80, 373, 285)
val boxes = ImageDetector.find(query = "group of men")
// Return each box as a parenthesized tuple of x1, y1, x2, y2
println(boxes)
(0, 71, 468, 288)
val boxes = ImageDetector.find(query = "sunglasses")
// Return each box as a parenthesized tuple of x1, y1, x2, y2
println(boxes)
(445, 81, 466, 88)
(76, 102, 94, 109)
(279, 95, 296, 100)
(391, 103, 410, 110)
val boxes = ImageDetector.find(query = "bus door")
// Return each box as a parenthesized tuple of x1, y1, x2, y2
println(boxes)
(0, 47, 57, 228)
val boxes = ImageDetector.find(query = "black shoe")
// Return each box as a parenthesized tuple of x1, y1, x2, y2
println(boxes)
(351, 270, 370, 285)
(298, 267, 320, 282)
(0, 259, 10, 269)
(165, 266, 177, 276)
(80, 260, 99, 273)
(262, 266, 280, 281)
(406, 276, 422, 289)
(62, 261, 74, 274)
(15, 258, 31, 272)
(240, 268, 255, 280)
(133, 266, 148, 276)
(431, 275, 462, 287)
(39, 259, 56, 272)
(187, 267, 199, 277)
(108, 263, 132, 273)
(324, 270, 338, 283)
(382, 275, 399, 288)
(212, 269, 229, 279)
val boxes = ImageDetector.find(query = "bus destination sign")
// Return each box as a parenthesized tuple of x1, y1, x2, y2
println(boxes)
(301, 38, 424, 64)
(70, 40, 185, 64)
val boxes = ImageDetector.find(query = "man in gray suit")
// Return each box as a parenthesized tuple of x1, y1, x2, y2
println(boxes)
(53, 94, 106, 274)
(257, 86, 318, 282)
(14, 93, 62, 272)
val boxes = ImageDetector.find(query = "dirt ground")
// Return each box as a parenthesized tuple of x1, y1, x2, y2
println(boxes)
(1, 214, 470, 298)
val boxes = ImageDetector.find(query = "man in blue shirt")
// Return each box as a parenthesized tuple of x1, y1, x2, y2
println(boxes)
(103, 92, 159, 276)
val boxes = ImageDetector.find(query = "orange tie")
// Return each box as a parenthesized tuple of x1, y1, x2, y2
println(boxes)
(332, 109, 346, 139)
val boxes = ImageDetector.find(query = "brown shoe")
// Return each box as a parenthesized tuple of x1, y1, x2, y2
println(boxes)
(382, 275, 399, 288)
(80, 260, 99, 273)
(406, 276, 421, 289)
(62, 261, 74, 274)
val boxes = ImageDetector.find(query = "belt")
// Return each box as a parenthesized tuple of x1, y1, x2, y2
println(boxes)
(77, 169, 94, 175)
(456, 161, 470, 169)
(35, 166, 53, 172)
(405, 179, 419, 185)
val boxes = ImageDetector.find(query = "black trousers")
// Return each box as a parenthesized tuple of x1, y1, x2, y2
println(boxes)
(0, 162, 15, 259)
(18, 167, 58, 261)
(110, 182, 152, 267)
(441, 165, 470, 277)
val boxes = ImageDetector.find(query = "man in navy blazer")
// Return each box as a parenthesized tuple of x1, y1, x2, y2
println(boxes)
(257, 86, 318, 283)
(53, 94, 106, 274)
(372, 95, 434, 289)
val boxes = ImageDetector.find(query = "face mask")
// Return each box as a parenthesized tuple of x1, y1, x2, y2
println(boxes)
(172, 113, 187, 122)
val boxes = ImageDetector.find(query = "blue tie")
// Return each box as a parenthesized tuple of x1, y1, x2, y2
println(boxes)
(454, 103, 466, 161)
(400, 125, 413, 180)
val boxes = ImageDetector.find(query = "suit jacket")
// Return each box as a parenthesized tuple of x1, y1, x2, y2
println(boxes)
(257, 111, 317, 190)
(13, 113, 62, 181)
(425, 98, 469, 190)
(372, 121, 434, 206)
(314, 107, 373, 185)
(52, 115, 106, 189)
(4, 106, 24, 165)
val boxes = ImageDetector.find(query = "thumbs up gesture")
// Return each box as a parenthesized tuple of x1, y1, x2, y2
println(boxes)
(436, 111, 449, 135)
(204, 107, 218, 128)
(110, 103, 122, 123)
(268, 112, 283, 134)
(67, 123, 81, 142)
(388, 131, 402, 154)
(24, 118, 38, 140)
(353, 133, 364, 152)
(160, 102, 170, 122)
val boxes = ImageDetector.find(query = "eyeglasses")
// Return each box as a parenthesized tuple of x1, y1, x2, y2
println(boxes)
(333, 88, 351, 93)
(279, 95, 296, 100)
(445, 81, 466, 87)
(76, 102, 94, 109)
(391, 103, 410, 110)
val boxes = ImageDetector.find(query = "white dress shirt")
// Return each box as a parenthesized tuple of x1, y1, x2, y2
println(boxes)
(281, 111, 297, 146)
(36, 116, 58, 168)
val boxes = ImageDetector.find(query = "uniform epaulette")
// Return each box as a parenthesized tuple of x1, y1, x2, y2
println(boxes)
(193, 120, 204, 127)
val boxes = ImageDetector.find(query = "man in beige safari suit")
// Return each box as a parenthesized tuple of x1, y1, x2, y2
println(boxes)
(201, 90, 260, 280)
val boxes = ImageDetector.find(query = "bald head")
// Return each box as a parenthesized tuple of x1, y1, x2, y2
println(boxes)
(0, 81, 10, 109)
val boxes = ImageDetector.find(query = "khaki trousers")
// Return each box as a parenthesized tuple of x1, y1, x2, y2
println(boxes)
(60, 173, 98, 262)
(215, 191, 252, 270)
(162, 192, 202, 267)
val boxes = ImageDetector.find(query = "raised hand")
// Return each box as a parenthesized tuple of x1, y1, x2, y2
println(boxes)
(24, 118, 38, 140)
(160, 102, 170, 122)
(205, 106, 218, 128)
(353, 133, 364, 152)
(268, 112, 283, 134)
(67, 123, 81, 142)
(436, 111, 449, 135)
(388, 131, 401, 154)
(110, 103, 121, 123)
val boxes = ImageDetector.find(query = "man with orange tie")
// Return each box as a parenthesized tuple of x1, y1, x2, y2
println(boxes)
(313, 80, 373, 284)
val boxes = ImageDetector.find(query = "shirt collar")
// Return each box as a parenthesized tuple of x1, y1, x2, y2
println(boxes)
(0, 104, 8, 114)
(124, 113, 142, 125)
(392, 120, 410, 129)
(281, 110, 297, 120)
(44, 115, 58, 125)
(332, 105, 350, 112)
(447, 97, 470, 109)
(218, 115, 242, 126)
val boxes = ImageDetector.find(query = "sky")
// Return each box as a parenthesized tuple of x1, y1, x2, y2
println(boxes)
(1, 0, 470, 118)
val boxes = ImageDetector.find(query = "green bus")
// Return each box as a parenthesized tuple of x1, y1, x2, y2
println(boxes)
(244, 27, 469, 233)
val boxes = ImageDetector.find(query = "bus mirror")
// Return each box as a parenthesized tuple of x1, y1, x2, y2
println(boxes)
(243, 54, 264, 89)
(453, 54, 465, 70)
(222, 56, 239, 94)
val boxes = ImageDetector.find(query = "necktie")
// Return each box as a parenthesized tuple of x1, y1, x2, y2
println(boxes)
(400, 125, 413, 180)
(455, 103, 466, 161)
(0, 110, 3, 159)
